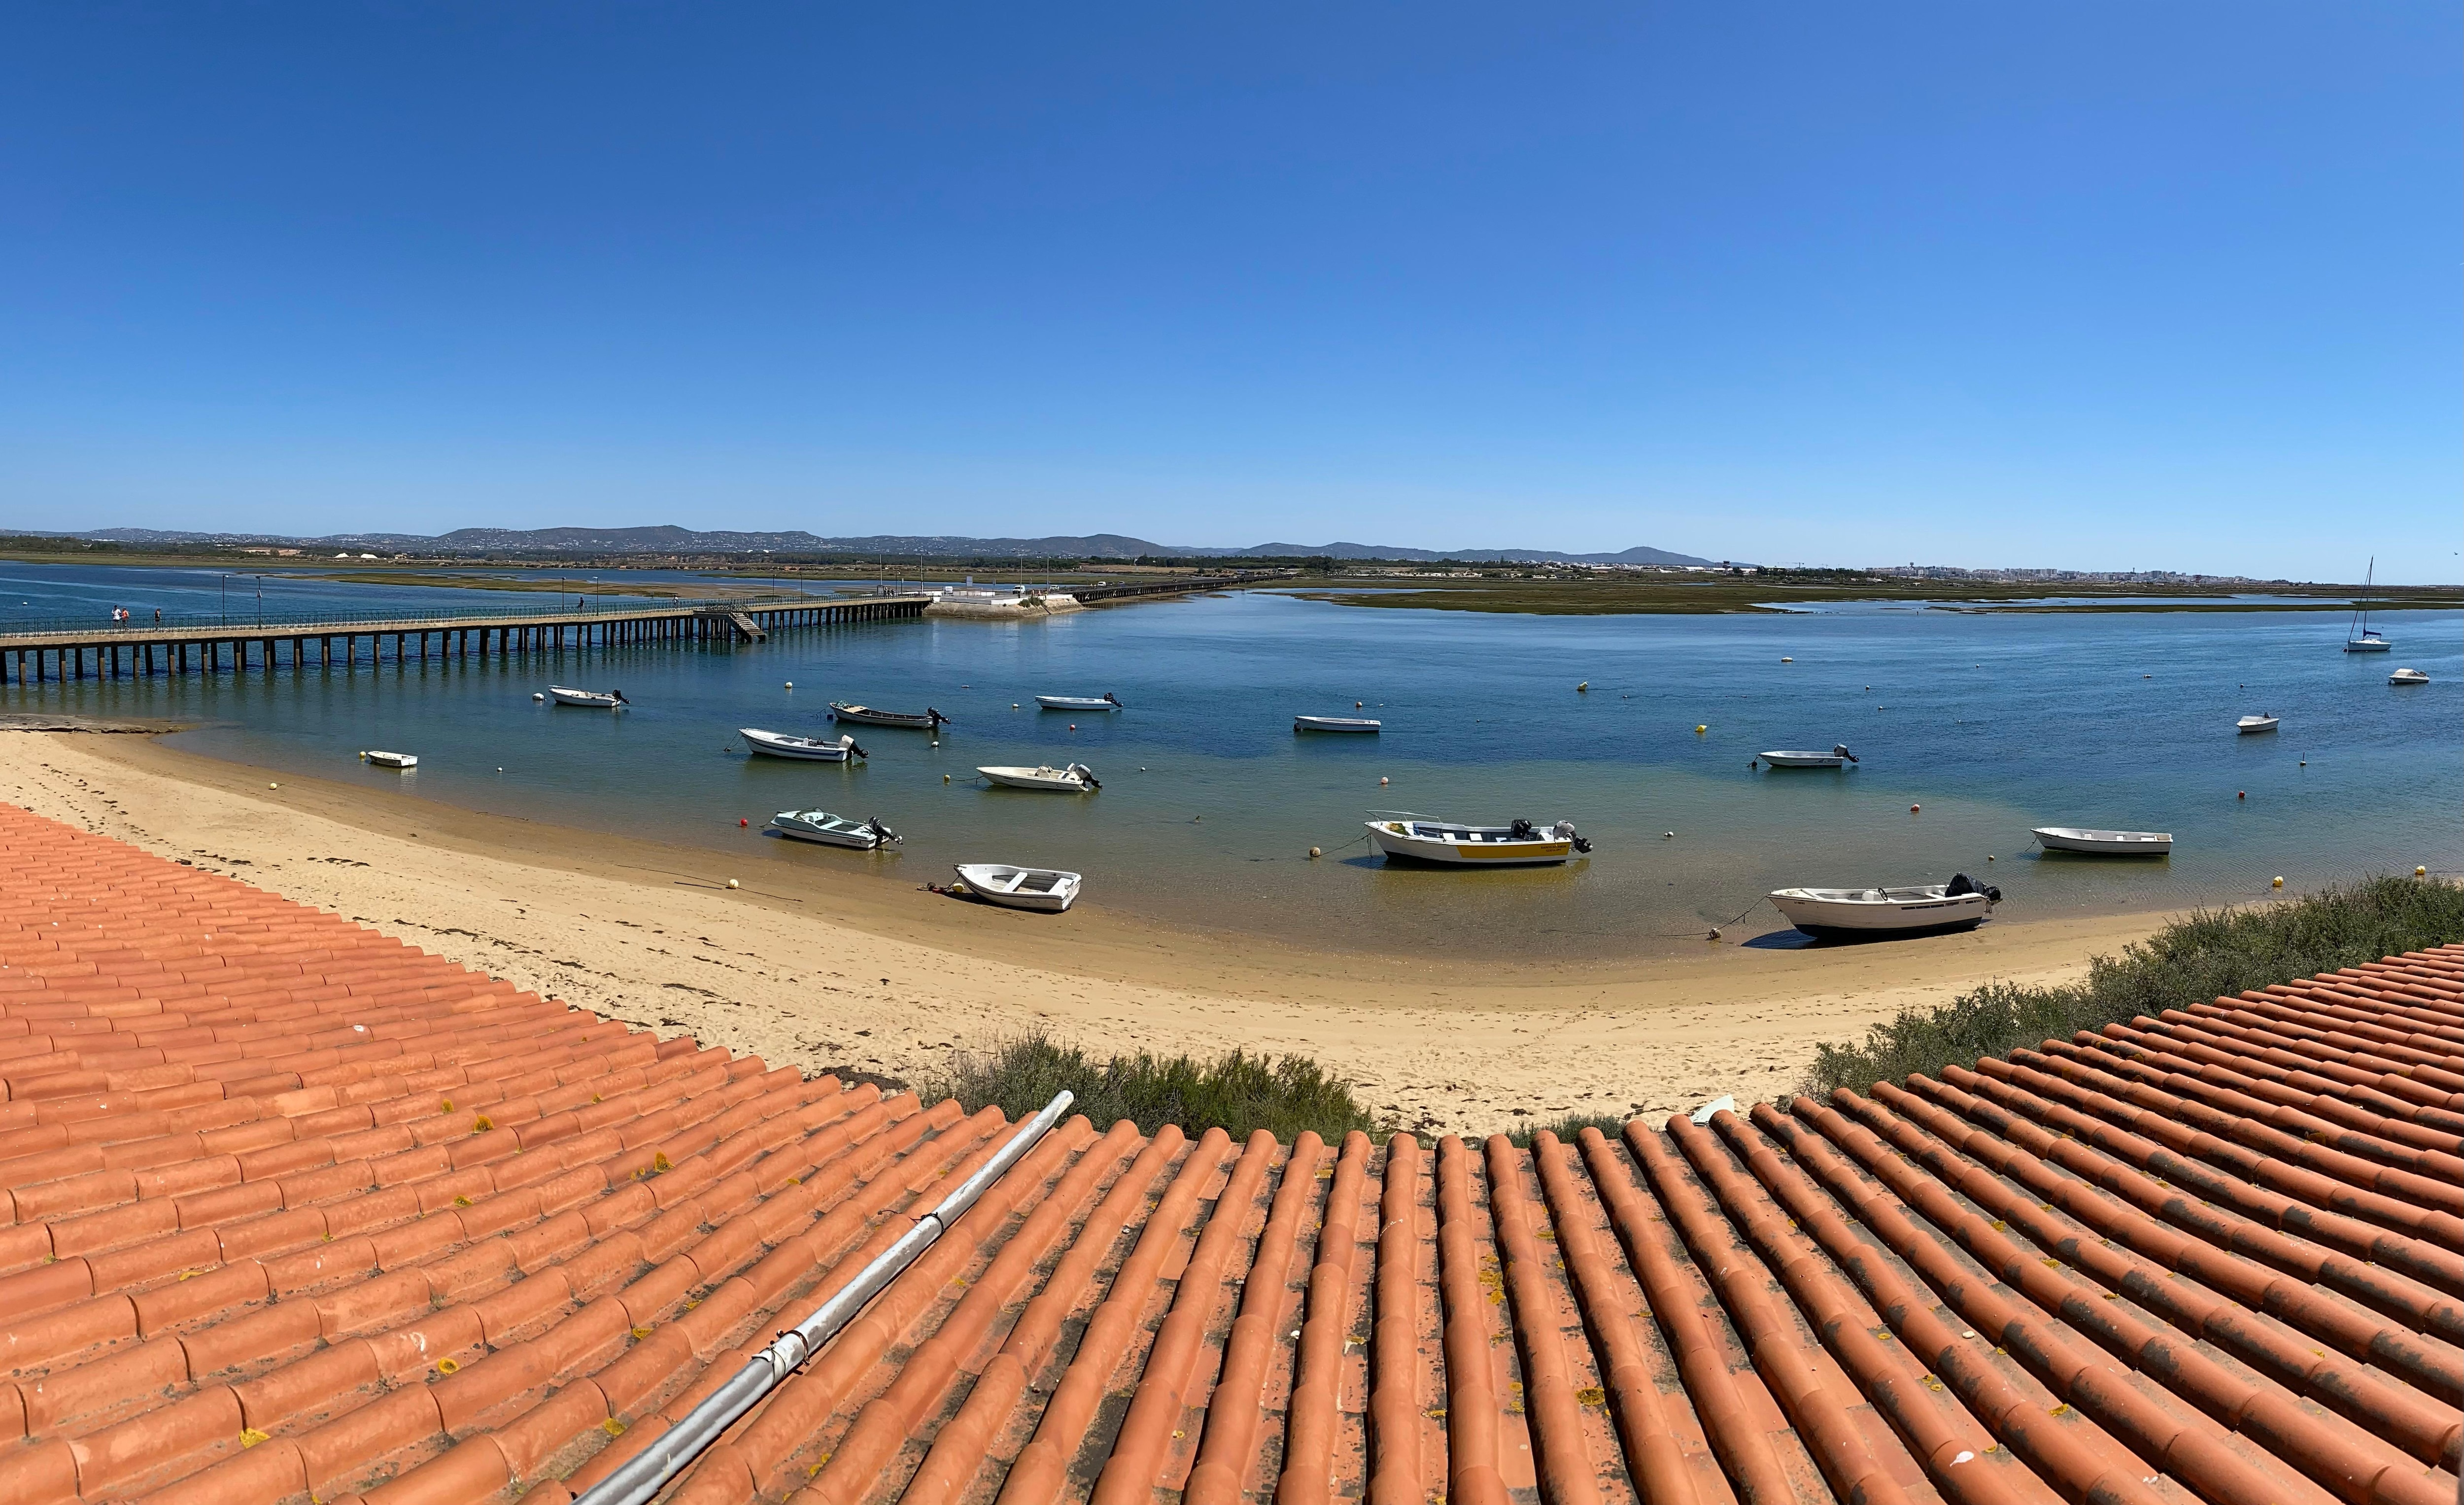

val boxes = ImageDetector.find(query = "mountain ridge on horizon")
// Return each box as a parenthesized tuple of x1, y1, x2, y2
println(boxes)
(63, 523, 1729, 567)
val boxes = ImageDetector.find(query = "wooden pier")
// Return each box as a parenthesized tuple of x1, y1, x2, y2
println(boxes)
(0, 594, 928, 686)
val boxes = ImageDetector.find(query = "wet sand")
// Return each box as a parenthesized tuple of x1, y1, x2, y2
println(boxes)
(0, 730, 2176, 1134)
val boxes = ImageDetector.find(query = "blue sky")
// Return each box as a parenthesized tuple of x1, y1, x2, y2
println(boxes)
(1, 4, 2455, 580)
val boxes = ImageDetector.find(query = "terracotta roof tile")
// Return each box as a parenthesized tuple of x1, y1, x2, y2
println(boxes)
(1, 800, 2458, 1505)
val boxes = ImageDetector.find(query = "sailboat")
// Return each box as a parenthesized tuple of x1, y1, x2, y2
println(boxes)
(2344, 558, 2391, 653)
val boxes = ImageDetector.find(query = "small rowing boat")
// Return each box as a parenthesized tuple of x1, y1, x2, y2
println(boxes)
(829, 702, 950, 730)
(1759, 744, 1857, 769)
(548, 686, 628, 708)
(1294, 716, 1381, 733)
(1769, 877, 1998, 937)
(2031, 826, 2172, 855)
(768, 810, 900, 849)
(953, 863, 1081, 912)
(360, 750, 418, 770)
(2236, 715, 2279, 734)
(1365, 817, 1591, 866)
(1034, 693, 1123, 712)
(977, 763, 1099, 792)
(740, 728, 868, 761)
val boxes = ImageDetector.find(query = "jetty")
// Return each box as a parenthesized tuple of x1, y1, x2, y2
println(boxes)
(0, 592, 927, 684)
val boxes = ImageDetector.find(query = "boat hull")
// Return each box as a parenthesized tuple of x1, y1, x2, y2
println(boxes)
(741, 729, 863, 761)
(955, 864, 1080, 912)
(2343, 640, 2392, 653)
(769, 814, 893, 849)
(548, 687, 624, 708)
(1366, 821, 1575, 866)
(1770, 888, 1993, 936)
(1295, 717, 1381, 733)
(2236, 718, 2279, 734)
(2390, 670, 2428, 685)
(977, 766, 1095, 792)
(361, 751, 418, 770)
(1759, 751, 1845, 768)
(828, 702, 943, 729)
(2031, 827, 2172, 855)
(1034, 697, 1120, 712)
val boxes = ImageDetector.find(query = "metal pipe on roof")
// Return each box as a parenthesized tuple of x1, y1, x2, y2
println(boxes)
(572, 1088, 1077, 1505)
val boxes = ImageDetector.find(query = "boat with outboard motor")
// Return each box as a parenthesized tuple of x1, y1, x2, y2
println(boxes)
(360, 750, 418, 770)
(548, 686, 628, 709)
(1758, 744, 1858, 769)
(1769, 875, 1999, 936)
(2031, 826, 2172, 855)
(2236, 714, 2279, 734)
(977, 763, 1099, 792)
(2390, 668, 2428, 686)
(828, 702, 950, 731)
(953, 863, 1082, 912)
(1294, 716, 1381, 733)
(1365, 815, 1592, 865)
(1034, 693, 1123, 712)
(740, 729, 868, 762)
(767, 809, 900, 849)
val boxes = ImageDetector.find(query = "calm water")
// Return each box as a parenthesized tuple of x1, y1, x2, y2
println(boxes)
(6, 564, 2457, 957)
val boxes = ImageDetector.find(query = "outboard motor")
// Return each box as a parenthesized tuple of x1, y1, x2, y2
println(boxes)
(614, 689, 629, 704)
(1103, 692, 1124, 707)
(1833, 743, 1857, 763)
(927, 708, 948, 727)
(845, 739, 869, 760)
(865, 818, 900, 846)
(1552, 820, 1593, 854)
(1070, 762, 1099, 789)
(1944, 872, 2001, 902)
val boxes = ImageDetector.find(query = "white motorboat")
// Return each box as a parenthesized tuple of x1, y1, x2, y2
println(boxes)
(360, 750, 418, 770)
(977, 762, 1099, 792)
(2389, 668, 2428, 686)
(2031, 827, 2172, 856)
(2343, 558, 2392, 652)
(953, 863, 1082, 912)
(1294, 716, 1382, 733)
(548, 686, 629, 708)
(741, 728, 868, 761)
(1769, 878, 1999, 937)
(768, 809, 900, 849)
(829, 702, 949, 730)
(1759, 744, 1858, 769)
(1034, 693, 1123, 712)
(1365, 817, 1592, 866)
(2236, 715, 2279, 734)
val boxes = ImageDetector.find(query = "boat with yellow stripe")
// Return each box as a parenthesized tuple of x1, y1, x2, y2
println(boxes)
(1365, 815, 1592, 866)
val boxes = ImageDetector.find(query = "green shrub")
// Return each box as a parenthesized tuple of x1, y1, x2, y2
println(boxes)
(1506, 1112, 1632, 1149)
(933, 1033, 1382, 1144)
(1805, 874, 2464, 1096)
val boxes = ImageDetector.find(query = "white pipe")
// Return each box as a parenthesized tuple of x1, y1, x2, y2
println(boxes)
(574, 1090, 1077, 1505)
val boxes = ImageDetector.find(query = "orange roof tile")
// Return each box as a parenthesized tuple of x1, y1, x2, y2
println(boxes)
(0, 800, 2457, 1505)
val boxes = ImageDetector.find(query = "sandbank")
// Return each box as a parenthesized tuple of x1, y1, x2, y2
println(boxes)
(0, 729, 2175, 1135)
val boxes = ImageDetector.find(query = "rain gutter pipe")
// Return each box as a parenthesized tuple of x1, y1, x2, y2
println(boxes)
(575, 1089, 1078, 1505)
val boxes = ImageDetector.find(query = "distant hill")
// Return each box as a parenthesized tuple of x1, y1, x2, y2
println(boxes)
(69, 524, 1726, 566)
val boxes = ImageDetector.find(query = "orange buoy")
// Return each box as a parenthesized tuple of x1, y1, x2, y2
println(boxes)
(739, 818, 749, 827)
(1910, 804, 1920, 813)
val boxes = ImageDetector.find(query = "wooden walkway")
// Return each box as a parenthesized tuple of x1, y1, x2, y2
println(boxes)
(0, 594, 928, 685)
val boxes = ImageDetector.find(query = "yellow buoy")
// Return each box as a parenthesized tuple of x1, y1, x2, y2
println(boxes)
(726, 878, 741, 889)
(943, 773, 951, 783)
(2271, 876, 2283, 889)
(1309, 847, 1322, 858)
(2417, 866, 2428, 877)
(269, 783, 278, 789)
(1694, 724, 1707, 734)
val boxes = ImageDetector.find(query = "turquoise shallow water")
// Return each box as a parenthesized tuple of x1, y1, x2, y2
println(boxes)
(5, 564, 2457, 958)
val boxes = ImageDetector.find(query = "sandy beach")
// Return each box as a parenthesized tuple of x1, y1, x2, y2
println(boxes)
(0, 728, 2176, 1134)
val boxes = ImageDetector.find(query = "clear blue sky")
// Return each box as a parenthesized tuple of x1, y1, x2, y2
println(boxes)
(2, 4, 2455, 579)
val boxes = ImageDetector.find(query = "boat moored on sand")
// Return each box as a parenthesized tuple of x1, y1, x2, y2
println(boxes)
(1365, 816, 1592, 865)
(953, 863, 1081, 912)
(740, 729, 868, 761)
(1769, 876, 1999, 937)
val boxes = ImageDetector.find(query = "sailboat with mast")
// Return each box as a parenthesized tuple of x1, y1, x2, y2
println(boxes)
(2344, 558, 2391, 653)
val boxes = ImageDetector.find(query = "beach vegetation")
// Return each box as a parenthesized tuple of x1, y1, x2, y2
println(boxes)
(933, 1033, 1384, 1144)
(1506, 1111, 1632, 1148)
(1805, 874, 2464, 1095)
